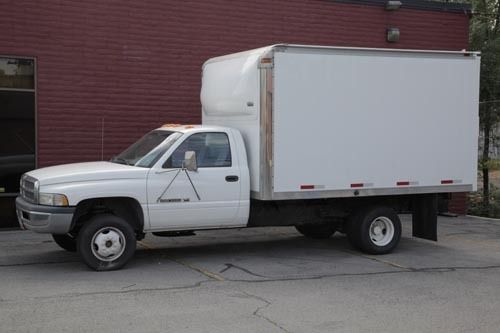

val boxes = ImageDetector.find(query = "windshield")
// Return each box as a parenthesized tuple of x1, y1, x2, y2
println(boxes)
(111, 130, 183, 168)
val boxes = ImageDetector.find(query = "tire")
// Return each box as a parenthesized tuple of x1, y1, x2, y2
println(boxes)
(347, 206, 401, 255)
(295, 223, 336, 239)
(52, 234, 77, 252)
(77, 214, 136, 271)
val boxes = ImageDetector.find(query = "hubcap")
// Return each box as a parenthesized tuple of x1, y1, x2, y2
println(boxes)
(91, 227, 126, 261)
(369, 216, 395, 246)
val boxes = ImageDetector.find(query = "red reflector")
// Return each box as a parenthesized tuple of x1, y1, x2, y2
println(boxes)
(300, 185, 314, 190)
(350, 183, 364, 188)
(441, 180, 454, 184)
(397, 181, 410, 186)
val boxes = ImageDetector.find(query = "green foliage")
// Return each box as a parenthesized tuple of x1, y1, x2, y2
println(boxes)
(478, 158, 500, 170)
(468, 184, 500, 217)
(469, 0, 500, 217)
(487, 159, 500, 170)
(470, 0, 500, 117)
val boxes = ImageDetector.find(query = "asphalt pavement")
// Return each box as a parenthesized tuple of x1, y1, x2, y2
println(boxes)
(1, 215, 500, 332)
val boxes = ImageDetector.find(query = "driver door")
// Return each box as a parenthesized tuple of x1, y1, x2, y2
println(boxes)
(147, 131, 243, 231)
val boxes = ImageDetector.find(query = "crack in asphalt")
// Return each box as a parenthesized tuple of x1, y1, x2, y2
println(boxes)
(219, 263, 267, 278)
(2, 264, 500, 304)
(0, 279, 212, 303)
(0, 259, 80, 267)
(165, 255, 225, 281)
(340, 249, 416, 271)
(239, 291, 291, 333)
(223, 265, 500, 284)
(138, 240, 228, 281)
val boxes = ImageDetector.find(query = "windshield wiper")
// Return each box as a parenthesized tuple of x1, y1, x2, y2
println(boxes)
(110, 157, 131, 165)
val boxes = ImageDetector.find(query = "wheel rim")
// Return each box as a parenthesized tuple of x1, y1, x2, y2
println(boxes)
(369, 216, 395, 246)
(91, 227, 126, 262)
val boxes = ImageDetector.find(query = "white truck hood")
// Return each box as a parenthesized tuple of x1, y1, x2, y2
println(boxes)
(26, 161, 148, 185)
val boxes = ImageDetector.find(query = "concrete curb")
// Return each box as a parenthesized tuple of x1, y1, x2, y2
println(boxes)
(466, 215, 500, 222)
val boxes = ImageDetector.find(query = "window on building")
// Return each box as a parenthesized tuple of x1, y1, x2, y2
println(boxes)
(164, 132, 232, 168)
(0, 57, 35, 195)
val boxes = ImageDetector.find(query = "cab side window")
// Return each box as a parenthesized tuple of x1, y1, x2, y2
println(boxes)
(164, 132, 232, 168)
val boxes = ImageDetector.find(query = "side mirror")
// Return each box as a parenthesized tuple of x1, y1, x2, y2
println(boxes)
(183, 151, 198, 172)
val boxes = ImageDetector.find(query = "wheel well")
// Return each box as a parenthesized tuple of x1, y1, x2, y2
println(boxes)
(71, 197, 144, 234)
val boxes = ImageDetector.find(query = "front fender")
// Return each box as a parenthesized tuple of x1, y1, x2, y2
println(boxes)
(40, 179, 148, 207)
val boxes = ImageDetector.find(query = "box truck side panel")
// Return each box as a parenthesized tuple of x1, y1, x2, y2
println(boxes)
(272, 49, 479, 197)
(201, 49, 263, 193)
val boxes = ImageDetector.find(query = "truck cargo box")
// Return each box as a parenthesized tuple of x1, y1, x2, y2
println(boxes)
(202, 44, 480, 201)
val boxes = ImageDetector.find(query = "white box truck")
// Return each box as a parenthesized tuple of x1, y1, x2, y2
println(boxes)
(16, 45, 480, 270)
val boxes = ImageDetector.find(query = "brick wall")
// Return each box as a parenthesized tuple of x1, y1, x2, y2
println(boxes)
(449, 192, 468, 215)
(0, 0, 470, 214)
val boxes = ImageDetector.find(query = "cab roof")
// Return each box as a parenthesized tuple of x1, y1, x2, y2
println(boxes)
(156, 124, 230, 134)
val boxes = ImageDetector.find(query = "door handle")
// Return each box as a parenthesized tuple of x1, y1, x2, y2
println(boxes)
(225, 175, 239, 182)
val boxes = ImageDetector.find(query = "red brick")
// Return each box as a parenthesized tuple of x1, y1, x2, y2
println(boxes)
(0, 0, 469, 166)
(449, 192, 468, 215)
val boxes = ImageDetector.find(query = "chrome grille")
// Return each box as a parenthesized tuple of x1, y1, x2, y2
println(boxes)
(20, 175, 37, 203)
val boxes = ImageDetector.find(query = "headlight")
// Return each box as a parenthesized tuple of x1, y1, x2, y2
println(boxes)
(38, 193, 69, 206)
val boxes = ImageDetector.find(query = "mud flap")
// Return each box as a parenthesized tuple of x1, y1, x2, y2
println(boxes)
(412, 194, 438, 241)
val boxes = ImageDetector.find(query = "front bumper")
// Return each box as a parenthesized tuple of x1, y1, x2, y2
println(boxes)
(15, 196, 76, 234)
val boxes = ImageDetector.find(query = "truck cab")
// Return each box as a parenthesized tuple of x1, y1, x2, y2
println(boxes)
(16, 125, 250, 270)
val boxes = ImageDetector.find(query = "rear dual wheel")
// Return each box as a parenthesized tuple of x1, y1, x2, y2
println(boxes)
(347, 206, 401, 254)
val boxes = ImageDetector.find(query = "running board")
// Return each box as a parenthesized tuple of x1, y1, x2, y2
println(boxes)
(152, 231, 196, 237)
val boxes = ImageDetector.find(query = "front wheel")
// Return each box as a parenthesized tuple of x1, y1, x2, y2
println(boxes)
(347, 206, 401, 255)
(77, 214, 136, 271)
